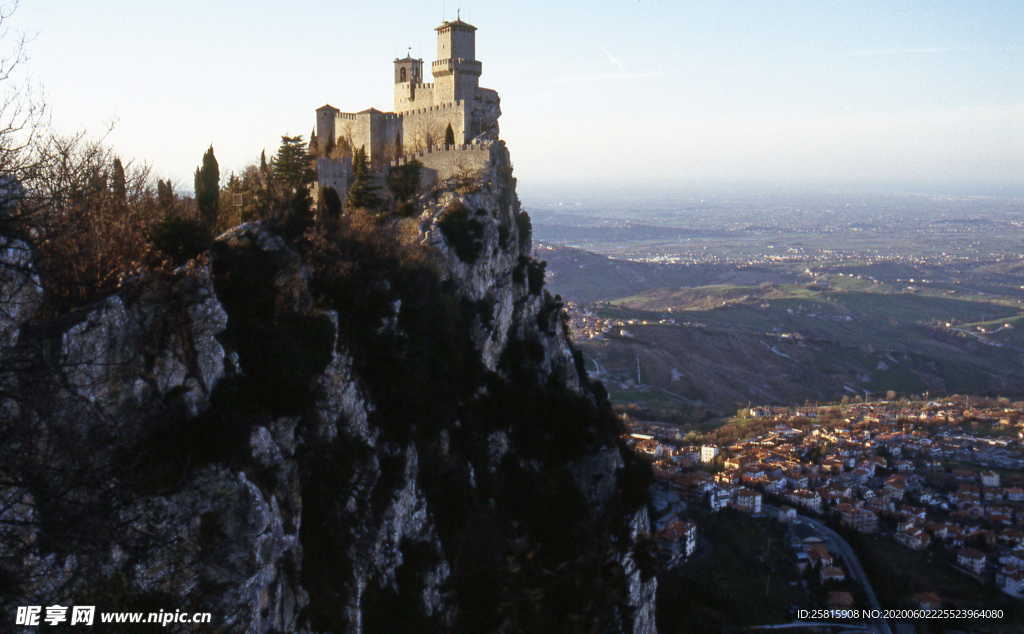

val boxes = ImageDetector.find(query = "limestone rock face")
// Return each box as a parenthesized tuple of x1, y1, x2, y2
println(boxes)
(472, 89, 502, 141)
(0, 236, 43, 350)
(0, 147, 656, 633)
(421, 141, 584, 386)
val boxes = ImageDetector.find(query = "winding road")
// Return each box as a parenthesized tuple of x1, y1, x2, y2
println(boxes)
(791, 513, 895, 634)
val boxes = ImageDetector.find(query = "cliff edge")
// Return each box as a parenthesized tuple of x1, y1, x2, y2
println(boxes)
(0, 141, 657, 633)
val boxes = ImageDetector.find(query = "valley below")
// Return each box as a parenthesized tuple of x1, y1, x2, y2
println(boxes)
(531, 191, 1024, 425)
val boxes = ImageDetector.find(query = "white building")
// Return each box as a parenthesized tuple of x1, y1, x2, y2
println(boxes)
(734, 488, 763, 514)
(709, 486, 733, 512)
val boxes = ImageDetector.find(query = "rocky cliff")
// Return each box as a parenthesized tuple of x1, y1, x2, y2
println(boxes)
(0, 142, 657, 633)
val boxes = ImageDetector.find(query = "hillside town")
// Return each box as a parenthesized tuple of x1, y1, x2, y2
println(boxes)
(626, 395, 1024, 611)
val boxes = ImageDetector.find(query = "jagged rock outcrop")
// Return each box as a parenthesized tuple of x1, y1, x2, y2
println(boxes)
(0, 142, 656, 633)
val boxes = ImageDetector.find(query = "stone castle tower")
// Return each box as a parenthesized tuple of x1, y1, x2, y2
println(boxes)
(312, 18, 502, 198)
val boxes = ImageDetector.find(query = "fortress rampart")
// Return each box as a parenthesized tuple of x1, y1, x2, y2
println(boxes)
(388, 140, 492, 167)
(400, 100, 465, 117)
(390, 142, 493, 191)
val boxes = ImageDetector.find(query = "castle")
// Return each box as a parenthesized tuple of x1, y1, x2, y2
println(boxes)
(312, 18, 502, 199)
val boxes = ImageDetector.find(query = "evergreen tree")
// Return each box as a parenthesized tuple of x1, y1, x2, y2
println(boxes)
(345, 146, 382, 211)
(321, 186, 342, 220)
(273, 136, 315, 191)
(386, 159, 422, 209)
(308, 128, 319, 157)
(110, 157, 127, 204)
(194, 145, 220, 230)
(444, 123, 455, 147)
(157, 179, 176, 211)
(272, 135, 316, 224)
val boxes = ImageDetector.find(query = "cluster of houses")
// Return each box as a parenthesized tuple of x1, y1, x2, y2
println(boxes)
(561, 299, 680, 342)
(624, 396, 1024, 599)
(795, 537, 847, 588)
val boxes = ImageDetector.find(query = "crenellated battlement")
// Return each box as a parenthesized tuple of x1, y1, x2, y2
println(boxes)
(394, 81, 435, 92)
(335, 110, 403, 121)
(399, 100, 465, 118)
(431, 58, 482, 76)
(387, 139, 492, 167)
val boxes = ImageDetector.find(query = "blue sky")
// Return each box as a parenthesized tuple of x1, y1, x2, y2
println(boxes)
(12, 0, 1024, 195)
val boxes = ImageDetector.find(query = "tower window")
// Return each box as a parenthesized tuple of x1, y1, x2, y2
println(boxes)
(400, 68, 407, 82)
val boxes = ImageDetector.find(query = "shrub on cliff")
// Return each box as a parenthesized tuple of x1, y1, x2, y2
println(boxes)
(387, 160, 421, 200)
(438, 201, 484, 263)
(515, 209, 532, 245)
(302, 209, 485, 446)
(149, 215, 211, 265)
(21, 132, 166, 313)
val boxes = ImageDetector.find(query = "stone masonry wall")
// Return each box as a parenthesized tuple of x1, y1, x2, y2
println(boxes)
(391, 142, 492, 188)
(394, 82, 437, 112)
(400, 102, 467, 153)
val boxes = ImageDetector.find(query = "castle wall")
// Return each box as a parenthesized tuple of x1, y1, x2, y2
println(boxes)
(330, 112, 403, 167)
(390, 142, 493, 187)
(334, 112, 373, 159)
(399, 102, 468, 154)
(394, 82, 436, 113)
(316, 108, 338, 155)
(371, 115, 403, 166)
(433, 74, 455, 105)
(454, 72, 478, 103)
(316, 156, 352, 201)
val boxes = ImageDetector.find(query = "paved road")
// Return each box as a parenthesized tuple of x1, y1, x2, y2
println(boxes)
(791, 513, 895, 634)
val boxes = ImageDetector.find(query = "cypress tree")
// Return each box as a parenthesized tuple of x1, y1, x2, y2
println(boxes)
(110, 158, 127, 204)
(157, 179, 175, 211)
(194, 145, 220, 230)
(345, 146, 382, 211)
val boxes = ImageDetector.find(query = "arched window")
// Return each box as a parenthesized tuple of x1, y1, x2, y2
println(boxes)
(399, 68, 407, 82)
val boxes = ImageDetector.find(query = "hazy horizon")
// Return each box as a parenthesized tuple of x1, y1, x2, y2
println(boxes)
(13, 1, 1024, 195)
